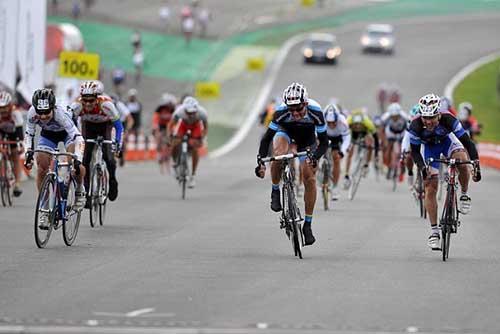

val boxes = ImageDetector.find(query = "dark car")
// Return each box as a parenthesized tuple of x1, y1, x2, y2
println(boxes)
(303, 33, 342, 65)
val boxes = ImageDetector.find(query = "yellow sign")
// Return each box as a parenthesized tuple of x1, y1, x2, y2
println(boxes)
(246, 57, 266, 71)
(58, 51, 100, 80)
(195, 82, 220, 99)
(301, 0, 316, 6)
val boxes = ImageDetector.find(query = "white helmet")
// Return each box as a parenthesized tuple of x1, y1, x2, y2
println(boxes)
(80, 81, 99, 96)
(183, 96, 199, 113)
(282, 82, 308, 106)
(439, 96, 452, 112)
(127, 88, 138, 98)
(0, 91, 13, 107)
(418, 94, 440, 117)
(160, 93, 177, 106)
(324, 104, 340, 122)
(387, 102, 402, 117)
(94, 80, 104, 95)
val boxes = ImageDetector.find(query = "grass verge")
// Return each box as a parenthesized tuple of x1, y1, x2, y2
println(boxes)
(207, 124, 237, 152)
(453, 57, 500, 143)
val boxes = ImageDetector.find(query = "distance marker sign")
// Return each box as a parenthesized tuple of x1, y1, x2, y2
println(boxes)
(58, 51, 100, 80)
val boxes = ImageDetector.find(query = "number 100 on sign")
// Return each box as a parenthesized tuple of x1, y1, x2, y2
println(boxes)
(58, 52, 100, 80)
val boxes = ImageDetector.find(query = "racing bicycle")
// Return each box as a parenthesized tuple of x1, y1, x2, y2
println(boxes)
(33, 149, 82, 248)
(261, 151, 310, 259)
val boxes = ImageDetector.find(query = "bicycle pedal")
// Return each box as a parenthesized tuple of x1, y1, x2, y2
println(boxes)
(431, 247, 441, 251)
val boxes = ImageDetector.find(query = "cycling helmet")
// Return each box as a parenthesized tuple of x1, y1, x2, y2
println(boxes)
(127, 88, 138, 98)
(409, 104, 420, 118)
(387, 102, 402, 117)
(183, 96, 199, 114)
(32, 88, 56, 114)
(160, 93, 177, 106)
(439, 96, 452, 112)
(352, 114, 364, 124)
(458, 102, 472, 115)
(94, 80, 105, 95)
(0, 91, 13, 107)
(324, 104, 340, 122)
(418, 93, 440, 117)
(80, 80, 99, 97)
(282, 82, 308, 106)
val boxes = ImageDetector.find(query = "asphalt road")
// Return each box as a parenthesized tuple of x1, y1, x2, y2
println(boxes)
(1, 13, 500, 334)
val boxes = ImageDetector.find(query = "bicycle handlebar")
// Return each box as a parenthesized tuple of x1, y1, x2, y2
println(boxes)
(85, 139, 114, 144)
(261, 151, 310, 163)
(427, 157, 475, 166)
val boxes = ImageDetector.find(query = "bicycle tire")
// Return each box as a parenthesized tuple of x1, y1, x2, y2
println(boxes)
(99, 168, 108, 226)
(321, 162, 329, 211)
(89, 166, 100, 227)
(180, 151, 188, 200)
(0, 158, 6, 207)
(5, 160, 13, 206)
(349, 157, 363, 201)
(441, 183, 455, 261)
(62, 177, 81, 246)
(285, 183, 302, 259)
(34, 174, 56, 248)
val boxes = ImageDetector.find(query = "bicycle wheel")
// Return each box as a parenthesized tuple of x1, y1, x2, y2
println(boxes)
(440, 184, 455, 261)
(99, 168, 109, 226)
(348, 158, 363, 201)
(5, 160, 14, 206)
(285, 183, 302, 259)
(417, 174, 426, 219)
(180, 152, 188, 200)
(321, 161, 329, 211)
(62, 177, 81, 246)
(0, 158, 6, 207)
(89, 166, 100, 228)
(34, 174, 56, 248)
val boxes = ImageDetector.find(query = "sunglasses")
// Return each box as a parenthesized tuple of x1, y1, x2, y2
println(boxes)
(82, 98, 97, 104)
(422, 115, 439, 120)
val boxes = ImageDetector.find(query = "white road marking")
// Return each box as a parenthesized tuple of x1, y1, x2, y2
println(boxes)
(256, 322, 268, 329)
(86, 319, 98, 326)
(125, 308, 155, 317)
(406, 326, 419, 333)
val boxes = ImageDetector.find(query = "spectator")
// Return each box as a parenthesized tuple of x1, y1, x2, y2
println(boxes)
(125, 89, 143, 139)
(132, 48, 144, 85)
(111, 67, 127, 97)
(196, 7, 212, 37)
(181, 15, 195, 46)
(130, 30, 142, 51)
(158, 2, 171, 32)
(71, 0, 81, 20)
(388, 85, 401, 104)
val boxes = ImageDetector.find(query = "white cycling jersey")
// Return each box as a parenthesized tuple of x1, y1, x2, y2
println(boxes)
(324, 112, 351, 155)
(173, 104, 208, 126)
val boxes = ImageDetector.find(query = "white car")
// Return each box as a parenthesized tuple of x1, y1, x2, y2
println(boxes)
(360, 24, 395, 54)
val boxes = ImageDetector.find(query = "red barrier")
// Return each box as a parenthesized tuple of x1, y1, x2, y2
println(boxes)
(478, 142, 500, 169)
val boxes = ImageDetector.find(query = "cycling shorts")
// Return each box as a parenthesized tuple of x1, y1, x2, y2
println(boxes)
(424, 133, 464, 173)
(274, 131, 316, 163)
(328, 135, 343, 151)
(37, 130, 73, 152)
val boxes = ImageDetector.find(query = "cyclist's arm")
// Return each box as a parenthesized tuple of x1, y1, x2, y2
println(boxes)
(340, 127, 351, 156)
(314, 131, 328, 161)
(102, 100, 124, 144)
(458, 133, 479, 161)
(258, 127, 276, 158)
(14, 126, 24, 142)
(24, 108, 36, 151)
(410, 143, 425, 169)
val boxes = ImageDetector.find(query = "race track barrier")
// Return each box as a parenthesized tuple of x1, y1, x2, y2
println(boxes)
(478, 142, 500, 170)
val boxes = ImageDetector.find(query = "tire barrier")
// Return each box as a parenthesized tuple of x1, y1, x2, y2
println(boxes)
(478, 142, 500, 170)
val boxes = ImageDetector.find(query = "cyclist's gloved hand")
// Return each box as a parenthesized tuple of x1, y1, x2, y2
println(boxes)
(255, 155, 265, 178)
(338, 151, 344, 159)
(472, 160, 481, 182)
(24, 150, 34, 169)
(73, 159, 81, 175)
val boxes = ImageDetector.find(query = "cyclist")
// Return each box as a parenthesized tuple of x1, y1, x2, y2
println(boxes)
(259, 96, 279, 129)
(457, 102, 481, 142)
(0, 91, 24, 197)
(255, 82, 328, 246)
(24, 89, 86, 227)
(110, 93, 133, 167)
(169, 96, 208, 188)
(70, 81, 123, 207)
(343, 108, 379, 189)
(381, 103, 409, 180)
(439, 96, 456, 116)
(323, 104, 351, 200)
(152, 93, 177, 173)
(401, 104, 420, 186)
(409, 94, 481, 250)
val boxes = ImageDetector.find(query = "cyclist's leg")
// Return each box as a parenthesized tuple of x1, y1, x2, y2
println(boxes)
(7, 138, 22, 193)
(189, 121, 204, 177)
(365, 134, 374, 165)
(65, 142, 86, 186)
(35, 136, 59, 191)
(271, 132, 290, 185)
(300, 154, 317, 245)
(447, 134, 469, 193)
(345, 140, 355, 176)
(423, 144, 441, 229)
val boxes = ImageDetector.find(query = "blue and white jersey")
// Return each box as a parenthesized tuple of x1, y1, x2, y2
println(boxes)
(268, 98, 326, 149)
(25, 104, 82, 149)
(408, 113, 465, 146)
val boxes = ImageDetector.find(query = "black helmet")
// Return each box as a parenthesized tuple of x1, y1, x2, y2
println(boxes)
(32, 88, 56, 114)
